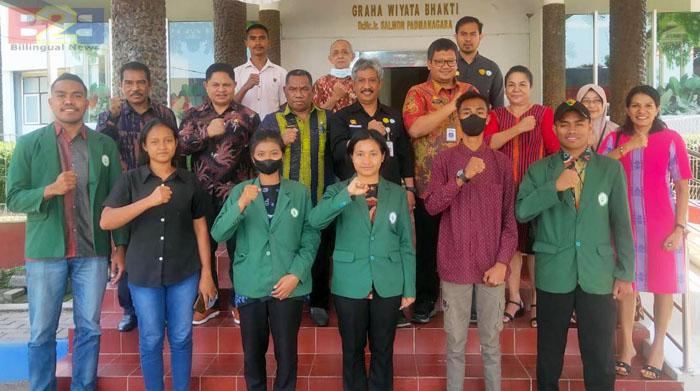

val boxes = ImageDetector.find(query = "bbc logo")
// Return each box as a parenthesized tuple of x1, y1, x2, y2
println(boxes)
(8, 7, 105, 45)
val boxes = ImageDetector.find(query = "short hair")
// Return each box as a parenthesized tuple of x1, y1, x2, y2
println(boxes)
(505, 65, 533, 86)
(137, 119, 180, 167)
(620, 85, 667, 136)
(285, 69, 313, 85)
(205, 63, 235, 82)
(120, 61, 151, 82)
(330, 39, 353, 53)
(251, 128, 285, 155)
(346, 129, 389, 168)
(455, 16, 483, 34)
(246, 23, 269, 36)
(351, 58, 384, 81)
(50, 73, 87, 94)
(456, 91, 490, 112)
(427, 38, 459, 61)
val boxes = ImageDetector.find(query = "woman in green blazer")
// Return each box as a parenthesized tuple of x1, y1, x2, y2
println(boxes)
(210, 129, 320, 391)
(309, 129, 416, 391)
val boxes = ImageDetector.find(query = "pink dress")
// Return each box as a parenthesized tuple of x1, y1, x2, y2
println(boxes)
(599, 128, 693, 293)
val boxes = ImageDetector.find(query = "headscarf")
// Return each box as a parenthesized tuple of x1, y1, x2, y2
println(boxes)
(576, 84, 618, 151)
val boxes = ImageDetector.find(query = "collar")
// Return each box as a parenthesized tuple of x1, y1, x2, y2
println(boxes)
(560, 148, 592, 168)
(348, 100, 388, 116)
(198, 98, 240, 114)
(243, 57, 274, 72)
(458, 139, 488, 155)
(283, 103, 322, 118)
(54, 122, 87, 139)
(122, 99, 156, 116)
(459, 51, 482, 65)
(138, 165, 187, 184)
(430, 77, 459, 94)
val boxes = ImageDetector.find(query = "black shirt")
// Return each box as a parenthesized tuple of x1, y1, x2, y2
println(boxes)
(104, 165, 208, 287)
(330, 101, 415, 185)
(261, 183, 280, 221)
(456, 52, 505, 108)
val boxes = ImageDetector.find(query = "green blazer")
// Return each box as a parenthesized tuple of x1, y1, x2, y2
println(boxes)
(211, 178, 320, 298)
(515, 152, 635, 295)
(308, 176, 416, 299)
(6, 123, 127, 259)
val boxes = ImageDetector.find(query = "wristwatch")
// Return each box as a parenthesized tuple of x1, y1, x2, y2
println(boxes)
(456, 169, 469, 183)
(405, 186, 417, 194)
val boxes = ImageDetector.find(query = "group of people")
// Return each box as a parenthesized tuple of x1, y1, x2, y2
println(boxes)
(6, 15, 693, 391)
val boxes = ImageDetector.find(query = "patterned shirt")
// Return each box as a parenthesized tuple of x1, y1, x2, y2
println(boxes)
(424, 142, 517, 284)
(560, 148, 591, 210)
(257, 105, 335, 205)
(402, 78, 479, 198)
(312, 74, 357, 112)
(178, 99, 260, 203)
(55, 125, 97, 259)
(97, 100, 177, 171)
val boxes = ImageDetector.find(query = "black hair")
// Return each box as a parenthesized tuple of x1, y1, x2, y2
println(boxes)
(505, 65, 533, 86)
(620, 85, 667, 136)
(246, 23, 269, 36)
(251, 128, 285, 156)
(285, 69, 313, 86)
(120, 61, 151, 82)
(456, 91, 490, 112)
(345, 129, 389, 169)
(138, 119, 180, 167)
(51, 73, 87, 94)
(455, 16, 483, 34)
(427, 38, 459, 61)
(205, 63, 235, 82)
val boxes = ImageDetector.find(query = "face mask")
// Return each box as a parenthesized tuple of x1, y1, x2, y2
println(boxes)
(460, 114, 487, 137)
(330, 68, 352, 78)
(254, 158, 282, 175)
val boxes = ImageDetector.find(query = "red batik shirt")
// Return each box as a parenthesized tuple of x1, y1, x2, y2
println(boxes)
(312, 75, 357, 112)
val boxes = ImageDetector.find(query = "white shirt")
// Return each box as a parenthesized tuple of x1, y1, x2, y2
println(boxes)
(234, 58, 287, 118)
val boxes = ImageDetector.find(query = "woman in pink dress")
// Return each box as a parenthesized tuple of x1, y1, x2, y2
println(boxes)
(483, 65, 560, 328)
(599, 85, 692, 380)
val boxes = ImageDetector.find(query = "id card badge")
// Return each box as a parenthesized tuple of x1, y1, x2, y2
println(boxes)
(446, 127, 457, 142)
(386, 141, 395, 157)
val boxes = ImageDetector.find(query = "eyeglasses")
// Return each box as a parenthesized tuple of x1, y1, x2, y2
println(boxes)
(431, 59, 457, 68)
(581, 98, 603, 106)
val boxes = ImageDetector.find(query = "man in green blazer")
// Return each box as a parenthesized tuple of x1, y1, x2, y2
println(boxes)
(6, 73, 127, 391)
(515, 100, 635, 391)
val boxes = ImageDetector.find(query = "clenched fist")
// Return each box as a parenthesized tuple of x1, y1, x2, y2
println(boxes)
(282, 128, 299, 146)
(517, 116, 536, 134)
(109, 97, 124, 117)
(244, 74, 260, 90)
(464, 157, 486, 179)
(555, 169, 579, 192)
(331, 82, 349, 100)
(148, 185, 172, 207)
(207, 118, 226, 138)
(50, 171, 77, 196)
(238, 185, 261, 211)
(347, 177, 369, 197)
(367, 120, 387, 136)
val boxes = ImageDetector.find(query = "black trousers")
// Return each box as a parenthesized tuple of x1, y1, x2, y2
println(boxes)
(117, 272, 134, 316)
(205, 194, 230, 304)
(334, 293, 402, 391)
(536, 286, 617, 391)
(413, 197, 440, 306)
(310, 225, 335, 309)
(239, 299, 303, 391)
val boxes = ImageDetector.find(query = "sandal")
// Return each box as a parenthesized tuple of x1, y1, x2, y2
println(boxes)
(503, 300, 524, 323)
(641, 365, 662, 380)
(530, 304, 537, 328)
(615, 361, 631, 376)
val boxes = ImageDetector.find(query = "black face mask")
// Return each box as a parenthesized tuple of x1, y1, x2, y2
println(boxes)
(460, 115, 487, 137)
(254, 158, 282, 175)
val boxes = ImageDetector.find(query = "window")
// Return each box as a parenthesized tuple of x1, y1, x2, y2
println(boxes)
(22, 76, 49, 125)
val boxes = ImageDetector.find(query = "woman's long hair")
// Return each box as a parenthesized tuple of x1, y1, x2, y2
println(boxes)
(619, 85, 667, 136)
(137, 119, 180, 167)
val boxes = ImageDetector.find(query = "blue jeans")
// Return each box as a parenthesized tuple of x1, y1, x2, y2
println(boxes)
(129, 273, 199, 391)
(26, 257, 108, 391)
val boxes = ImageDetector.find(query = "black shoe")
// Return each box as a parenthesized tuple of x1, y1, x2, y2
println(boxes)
(310, 307, 329, 327)
(396, 310, 411, 328)
(411, 301, 436, 324)
(470, 309, 478, 324)
(118, 314, 137, 332)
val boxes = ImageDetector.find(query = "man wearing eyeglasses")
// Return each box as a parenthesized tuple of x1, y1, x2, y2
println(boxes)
(402, 38, 479, 324)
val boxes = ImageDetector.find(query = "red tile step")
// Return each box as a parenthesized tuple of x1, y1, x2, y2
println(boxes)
(71, 310, 651, 357)
(55, 352, 683, 391)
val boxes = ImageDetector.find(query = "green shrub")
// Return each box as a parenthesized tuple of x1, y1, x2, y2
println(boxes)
(0, 141, 15, 205)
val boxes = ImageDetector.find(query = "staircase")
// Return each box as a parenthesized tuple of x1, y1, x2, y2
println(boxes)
(55, 249, 684, 391)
